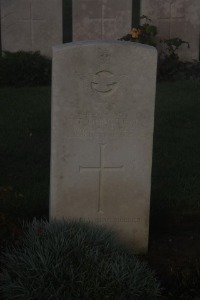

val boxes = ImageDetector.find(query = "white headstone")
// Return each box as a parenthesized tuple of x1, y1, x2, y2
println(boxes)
(1, 0, 62, 57)
(73, 0, 132, 41)
(50, 41, 157, 253)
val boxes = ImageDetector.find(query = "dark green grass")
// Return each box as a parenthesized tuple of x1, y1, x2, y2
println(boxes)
(0, 87, 51, 218)
(0, 81, 200, 218)
(151, 80, 200, 213)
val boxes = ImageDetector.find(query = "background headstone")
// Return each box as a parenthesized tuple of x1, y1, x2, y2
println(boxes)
(73, 0, 132, 41)
(50, 41, 157, 253)
(1, 0, 62, 57)
(141, 0, 200, 60)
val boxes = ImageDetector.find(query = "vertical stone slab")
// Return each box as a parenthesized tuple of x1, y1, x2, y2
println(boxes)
(1, 0, 62, 57)
(141, 0, 200, 60)
(50, 41, 157, 253)
(73, 0, 132, 41)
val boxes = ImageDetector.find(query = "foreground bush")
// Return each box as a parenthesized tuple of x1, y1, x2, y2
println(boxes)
(0, 51, 51, 86)
(0, 219, 160, 299)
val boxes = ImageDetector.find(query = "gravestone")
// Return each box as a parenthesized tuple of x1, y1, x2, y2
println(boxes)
(73, 0, 132, 41)
(1, 0, 62, 57)
(50, 41, 157, 253)
(141, 0, 200, 60)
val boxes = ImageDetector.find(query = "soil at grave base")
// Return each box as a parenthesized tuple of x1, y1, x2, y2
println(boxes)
(0, 213, 200, 299)
(148, 213, 200, 299)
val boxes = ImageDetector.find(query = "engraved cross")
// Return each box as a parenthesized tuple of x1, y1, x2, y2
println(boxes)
(79, 144, 123, 213)
(18, 2, 46, 49)
(158, 2, 185, 37)
(90, 2, 116, 39)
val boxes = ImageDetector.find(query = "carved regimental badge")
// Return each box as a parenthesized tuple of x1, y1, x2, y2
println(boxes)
(91, 71, 118, 95)
(76, 49, 127, 97)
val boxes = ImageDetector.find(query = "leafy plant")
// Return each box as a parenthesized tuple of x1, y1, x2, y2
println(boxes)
(119, 16, 200, 81)
(119, 15, 157, 46)
(0, 219, 160, 299)
(0, 51, 51, 87)
(160, 37, 190, 59)
(157, 38, 189, 80)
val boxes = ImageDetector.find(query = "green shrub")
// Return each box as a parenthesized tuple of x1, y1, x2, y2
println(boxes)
(119, 16, 200, 81)
(157, 58, 200, 81)
(0, 51, 51, 87)
(157, 37, 192, 81)
(0, 219, 160, 299)
(119, 15, 157, 47)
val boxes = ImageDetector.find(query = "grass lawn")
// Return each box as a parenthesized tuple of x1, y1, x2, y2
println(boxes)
(0, 81, 200, 298)
(0, 87, 51, 219)
(0, 81, 200, 219)
(152, 80, 200, 214)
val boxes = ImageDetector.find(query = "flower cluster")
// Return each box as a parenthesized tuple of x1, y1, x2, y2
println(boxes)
(119, 15, 157, 46)
(131, 28, 141, 39)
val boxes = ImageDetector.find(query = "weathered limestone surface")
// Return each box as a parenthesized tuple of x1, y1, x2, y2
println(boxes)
(50, 41, 157, 253)
(73, 0, 132, 41)
(1, 0, 62, 57)
(141, 0, 200, 60)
